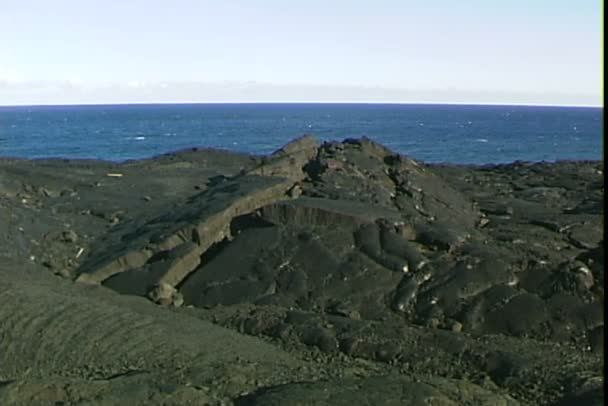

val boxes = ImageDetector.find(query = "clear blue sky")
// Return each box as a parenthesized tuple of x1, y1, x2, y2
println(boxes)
(0, 0, 603, 105)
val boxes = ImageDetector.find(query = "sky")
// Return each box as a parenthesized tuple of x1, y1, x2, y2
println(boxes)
(0, 0, 603, 106)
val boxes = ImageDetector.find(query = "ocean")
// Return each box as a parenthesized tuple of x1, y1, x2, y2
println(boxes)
(0, 103, 602, 164)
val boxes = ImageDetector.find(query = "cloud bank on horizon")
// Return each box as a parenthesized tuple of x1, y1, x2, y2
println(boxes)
(0, 80, 601, 106)
(0, 0, 602, 106)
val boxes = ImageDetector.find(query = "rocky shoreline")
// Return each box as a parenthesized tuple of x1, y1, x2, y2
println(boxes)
(0, 136, 603, 405)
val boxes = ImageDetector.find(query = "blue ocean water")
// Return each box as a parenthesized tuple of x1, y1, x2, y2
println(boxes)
(0, 103, 603, 164)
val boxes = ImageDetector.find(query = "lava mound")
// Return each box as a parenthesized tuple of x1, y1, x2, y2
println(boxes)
(74, 136, 603, 356)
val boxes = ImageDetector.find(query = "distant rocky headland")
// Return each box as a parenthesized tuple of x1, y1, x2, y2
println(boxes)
(0, 136, 603, 405)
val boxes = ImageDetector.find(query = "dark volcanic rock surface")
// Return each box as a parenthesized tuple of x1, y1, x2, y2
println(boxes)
(0, 136, 603, 405)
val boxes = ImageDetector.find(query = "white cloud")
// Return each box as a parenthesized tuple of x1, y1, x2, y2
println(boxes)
(68, 78, 85, 86)
(0, 80, 602, 107)
(0, 68, 25, 84)
(127, 80, 150, 88)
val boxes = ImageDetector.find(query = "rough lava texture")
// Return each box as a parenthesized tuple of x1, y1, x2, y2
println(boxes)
(0, 135, 603, 405)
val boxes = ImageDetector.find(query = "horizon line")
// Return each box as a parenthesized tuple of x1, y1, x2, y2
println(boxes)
(0, 100, 603, 108)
